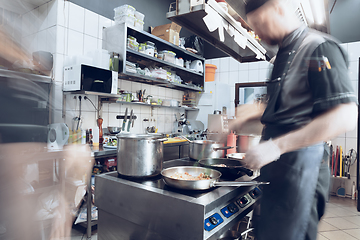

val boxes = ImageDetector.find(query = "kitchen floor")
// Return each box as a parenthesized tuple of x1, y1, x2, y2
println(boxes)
(318, 196, 360, 240)
(68, 196, 359, 240)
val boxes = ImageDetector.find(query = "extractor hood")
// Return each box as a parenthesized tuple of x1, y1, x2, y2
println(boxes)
(167, 0, 329, 63)
(166, 0, 272, 62)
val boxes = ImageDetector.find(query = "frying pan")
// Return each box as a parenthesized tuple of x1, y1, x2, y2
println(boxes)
(161, 166, 269, 190)
(198, 158, 253, 180)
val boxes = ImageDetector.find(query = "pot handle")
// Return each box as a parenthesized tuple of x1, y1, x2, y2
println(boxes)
(234, 167, 253, 176)
(211, 181, 269, 187)
(149, 138, 168, 143)
(213, 146, 234, 151)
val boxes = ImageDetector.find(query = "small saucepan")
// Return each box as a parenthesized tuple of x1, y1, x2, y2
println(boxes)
(161, 166, 268, 191)
(108, 126, 121, 134)
(198, 158, 253, 180)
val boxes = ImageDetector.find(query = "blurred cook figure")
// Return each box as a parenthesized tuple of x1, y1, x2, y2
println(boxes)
(232, 0, 358, 239)
(0, 2, 93, 239)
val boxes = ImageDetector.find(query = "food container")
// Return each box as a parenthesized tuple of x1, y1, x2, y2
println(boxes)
(145, 41, 155, 56)
(134, 19, 144, 31)
(114, 5, 136, 17)
(162, 50, 176, 64)
(117, 133, 167, 178)
(134, 11, 145, 21)
(157, 53, 164, 60)
(115, 14, 136, 26)
(127, 36, 138, 51)
(138, 43, 146, 53)
(161, 99, 179, 107)
(176, 57, 184, 67)
(145, 45, 154, 56)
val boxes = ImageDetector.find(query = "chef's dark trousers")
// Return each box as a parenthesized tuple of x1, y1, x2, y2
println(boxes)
(254, 143, 330, 240)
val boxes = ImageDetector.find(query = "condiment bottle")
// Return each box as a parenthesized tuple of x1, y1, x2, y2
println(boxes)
(227, 131, 237, 155)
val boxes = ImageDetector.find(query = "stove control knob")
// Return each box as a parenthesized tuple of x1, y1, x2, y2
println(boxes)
(228, 204, 238, 213)
(237, 196, 249, 208)
(209, 216, 218, 225)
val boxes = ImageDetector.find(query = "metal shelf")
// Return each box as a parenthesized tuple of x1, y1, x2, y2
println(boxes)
(126, 25, 205, 61)
(103, 23, 205, 92)
(101, 98, 199, 111)
(126, 49, 204, 77)
(119, 72, 204, 92)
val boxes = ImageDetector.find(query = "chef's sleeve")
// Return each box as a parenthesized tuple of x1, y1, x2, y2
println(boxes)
(308, 41, 357, 114)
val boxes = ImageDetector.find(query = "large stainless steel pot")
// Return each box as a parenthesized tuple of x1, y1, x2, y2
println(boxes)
(237, 134, 261, 153)
(189, 140, 232, 160)
(117, 133, 167, 178)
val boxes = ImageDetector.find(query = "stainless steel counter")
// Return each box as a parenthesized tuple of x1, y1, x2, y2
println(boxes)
(95, 159, 261, 240)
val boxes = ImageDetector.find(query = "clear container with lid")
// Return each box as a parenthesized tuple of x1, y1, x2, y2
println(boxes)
(145, 41, 155, 47)
(134, 19, 144, 31)
(145, 45, 155, 57)
(138, 43, 146, 54)
(115, 14, 136, 26)
(134, 11, 145, 21)
(114, 5, 136, 17)
(162, 50, 176, 64)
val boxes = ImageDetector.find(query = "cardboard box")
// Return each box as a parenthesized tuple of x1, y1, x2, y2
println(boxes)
(151, 22, 182, 46)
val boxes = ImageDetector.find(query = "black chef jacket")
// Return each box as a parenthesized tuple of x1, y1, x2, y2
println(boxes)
(254, 26, 357, 240)
(261, 26, 357, 140)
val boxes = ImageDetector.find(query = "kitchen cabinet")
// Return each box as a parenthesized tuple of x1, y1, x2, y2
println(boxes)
(103, 23, 205, 92)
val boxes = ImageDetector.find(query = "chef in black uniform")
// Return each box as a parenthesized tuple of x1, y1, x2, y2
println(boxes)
(233, 0, 358, 239)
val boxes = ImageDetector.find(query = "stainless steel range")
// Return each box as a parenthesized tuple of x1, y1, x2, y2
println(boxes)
(95, 158, 262, 240)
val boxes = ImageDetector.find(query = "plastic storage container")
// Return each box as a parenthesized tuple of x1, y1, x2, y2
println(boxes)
(115, 14, 136, 26)
(114, 5, 136, 17)
(134, 11, 145, 21)
(138, 43, 146, 54)
(134, 19, 144, 31)
(145, 41, 155, 57)
(176, 57, 184, 67)
(127, 36, 139, 51)
(162, 51, 176, 64)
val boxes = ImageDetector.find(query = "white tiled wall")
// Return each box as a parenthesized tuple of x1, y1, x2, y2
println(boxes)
(19, 0, 185, 135)
(207, 42, 360, 198)
(205, 56, 271, 119)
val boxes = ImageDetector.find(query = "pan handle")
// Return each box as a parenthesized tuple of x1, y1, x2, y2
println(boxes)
(234, 167, 253, 176)
(211, 181, 269, 187)
(213, 146, 234, 151)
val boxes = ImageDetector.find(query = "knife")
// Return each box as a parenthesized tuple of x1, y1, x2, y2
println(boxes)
(127, 109, 133, 132)
(122, 108, 128, 131)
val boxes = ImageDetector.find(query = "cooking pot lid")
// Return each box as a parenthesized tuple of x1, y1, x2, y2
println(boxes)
(116, 133, 163, 140)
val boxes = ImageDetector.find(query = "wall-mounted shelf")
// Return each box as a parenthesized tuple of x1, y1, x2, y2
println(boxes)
(101, 98, 199, 111)
(119, 72, 203, 92)
(103, 23, 205, 92)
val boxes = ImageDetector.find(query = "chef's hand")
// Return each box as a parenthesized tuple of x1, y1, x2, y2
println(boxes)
(229, 103, 266, 132)
(243, 139, 281, 169)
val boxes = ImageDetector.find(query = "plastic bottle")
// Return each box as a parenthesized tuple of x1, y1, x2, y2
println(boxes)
(93, 126, 99, 148)
(227, 131, 237, 155)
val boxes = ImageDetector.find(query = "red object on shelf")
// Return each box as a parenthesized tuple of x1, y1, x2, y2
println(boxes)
(215, 0, 226, 2)
(334, 146, 339, 177)
(227, 131, 237, 155)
